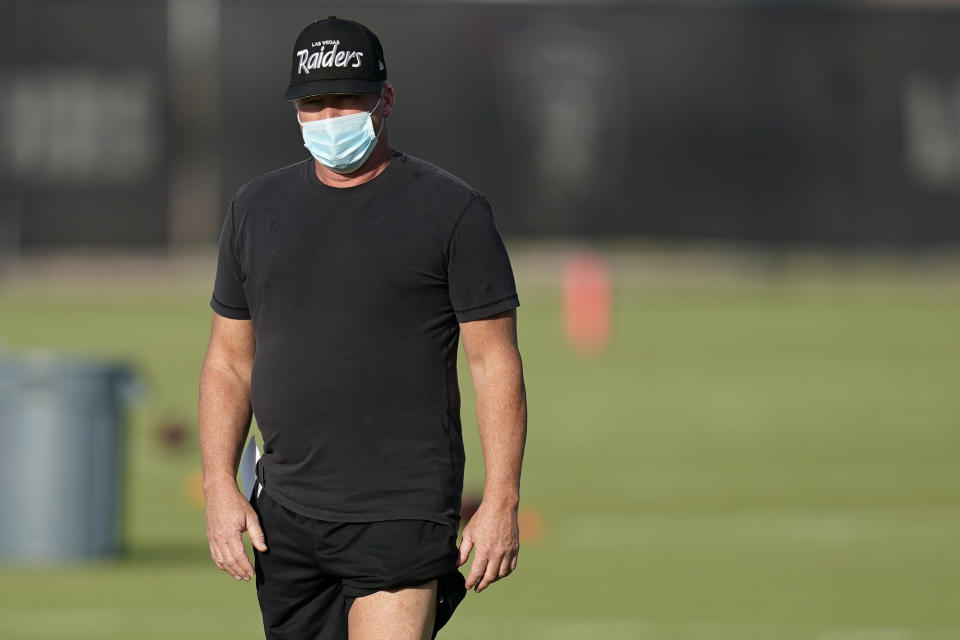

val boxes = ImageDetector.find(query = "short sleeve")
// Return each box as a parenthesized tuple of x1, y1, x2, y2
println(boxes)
(210, 199, 251, 320)
(447, 195, 520, 323)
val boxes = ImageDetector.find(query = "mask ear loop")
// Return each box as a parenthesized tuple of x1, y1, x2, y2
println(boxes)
(369, 91, 384, 115)
(370, 90, 386, 140)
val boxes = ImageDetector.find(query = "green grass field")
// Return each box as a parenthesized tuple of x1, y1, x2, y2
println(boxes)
(0, 248, 958, 639)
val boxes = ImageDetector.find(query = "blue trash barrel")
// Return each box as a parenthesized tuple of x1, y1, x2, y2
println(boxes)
(0, 352, 137, 563)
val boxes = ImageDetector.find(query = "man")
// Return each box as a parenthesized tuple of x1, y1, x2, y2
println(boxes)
(198, 16, 527, 640)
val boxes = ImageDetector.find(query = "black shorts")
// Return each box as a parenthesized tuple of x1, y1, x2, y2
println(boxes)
(249, 481, 467, 640)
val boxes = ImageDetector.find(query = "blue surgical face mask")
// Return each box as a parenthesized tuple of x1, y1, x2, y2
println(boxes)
(298, 94, 384, 174)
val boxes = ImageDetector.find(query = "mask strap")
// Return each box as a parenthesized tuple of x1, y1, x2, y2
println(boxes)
(369, 91, 383, 115)
(371, 91, 386, 139)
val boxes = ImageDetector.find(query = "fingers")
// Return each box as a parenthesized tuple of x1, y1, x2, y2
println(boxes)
(457, 535, 474, 567)
(459, 507, 520, 593)
(211, 533, 254, 581)
(247, 512, 269, 553)
(207, 501, 263, 582)
(460, 528, 485, 590)
(474, 555, 502, 592)
(464, 556, 487, 591)
(467, 550, 517, 593)
(498, 555, 513, 580)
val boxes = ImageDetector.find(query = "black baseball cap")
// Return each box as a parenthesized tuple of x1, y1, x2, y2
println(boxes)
(283, 16, 387, 100)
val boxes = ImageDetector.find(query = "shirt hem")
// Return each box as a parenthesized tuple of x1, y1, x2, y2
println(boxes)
(261, 483, 461, 528)
(210, 296, 251, 320)
(454, 294, 520, 323)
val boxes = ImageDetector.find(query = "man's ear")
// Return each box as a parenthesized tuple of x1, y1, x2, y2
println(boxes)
(381, 84, 395, 119)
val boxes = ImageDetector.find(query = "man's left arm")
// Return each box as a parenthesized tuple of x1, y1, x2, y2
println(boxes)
(457, 308, 527, 593)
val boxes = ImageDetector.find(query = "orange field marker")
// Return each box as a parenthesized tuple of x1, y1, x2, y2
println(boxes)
(562, 251, 612, 355)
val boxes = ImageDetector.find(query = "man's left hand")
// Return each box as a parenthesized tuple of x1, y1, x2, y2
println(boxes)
(457, 500, 520, 592)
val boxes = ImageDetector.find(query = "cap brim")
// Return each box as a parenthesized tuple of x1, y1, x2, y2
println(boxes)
(284, 78, 384, 100)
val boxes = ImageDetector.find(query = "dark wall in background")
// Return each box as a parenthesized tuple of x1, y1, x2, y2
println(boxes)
(1, 0, 169, 248)
(5, 1, 960, 248)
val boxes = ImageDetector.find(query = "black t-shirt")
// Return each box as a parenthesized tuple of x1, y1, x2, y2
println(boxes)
(210, 151, 519, 527)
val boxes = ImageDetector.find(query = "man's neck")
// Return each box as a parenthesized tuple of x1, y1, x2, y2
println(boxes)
(313, 137, 393, 188)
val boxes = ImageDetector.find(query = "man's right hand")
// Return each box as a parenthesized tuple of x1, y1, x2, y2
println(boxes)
(204, 482, 268, 582)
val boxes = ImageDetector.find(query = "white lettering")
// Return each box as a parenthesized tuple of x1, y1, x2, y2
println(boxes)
(296, 47, 366, 74)
(321, 42, 338, 67)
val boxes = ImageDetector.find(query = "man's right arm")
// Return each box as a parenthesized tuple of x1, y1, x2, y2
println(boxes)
(198, 311, 266, 582)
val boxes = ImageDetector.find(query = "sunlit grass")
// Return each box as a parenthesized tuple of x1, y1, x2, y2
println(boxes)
(0, 250, 958, 639)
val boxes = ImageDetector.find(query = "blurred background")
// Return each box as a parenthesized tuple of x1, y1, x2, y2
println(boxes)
(1, 0, 959, 639)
